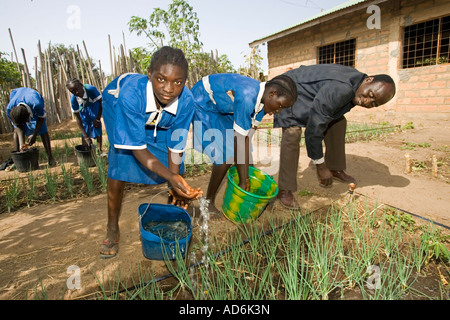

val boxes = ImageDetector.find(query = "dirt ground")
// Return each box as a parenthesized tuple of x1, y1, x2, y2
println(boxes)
(0, 112, 449, 300)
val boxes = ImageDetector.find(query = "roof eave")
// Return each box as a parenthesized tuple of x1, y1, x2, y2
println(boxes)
(249, 0, 388, 48)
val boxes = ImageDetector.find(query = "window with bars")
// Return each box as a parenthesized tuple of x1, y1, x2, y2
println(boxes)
(402, 15, 450, 68)
(317, 39, 356, 67)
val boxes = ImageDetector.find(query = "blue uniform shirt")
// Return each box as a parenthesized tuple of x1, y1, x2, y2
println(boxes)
(102, 73, 195, 184)
(70, 84, 102, 138)
(191, 73, 266, 164)
(6, 87, 48, 136)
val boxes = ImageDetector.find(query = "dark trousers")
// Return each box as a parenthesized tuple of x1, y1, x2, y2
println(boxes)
(278, 117, 347, 191)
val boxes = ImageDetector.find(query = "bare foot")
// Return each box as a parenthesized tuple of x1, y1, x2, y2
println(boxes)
(207, 202, 225, 221)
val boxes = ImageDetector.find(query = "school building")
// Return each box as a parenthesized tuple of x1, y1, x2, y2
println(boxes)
(249, 0, 450, 121)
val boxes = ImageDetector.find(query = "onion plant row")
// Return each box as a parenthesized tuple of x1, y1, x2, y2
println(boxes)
(94, 199, 449, 300)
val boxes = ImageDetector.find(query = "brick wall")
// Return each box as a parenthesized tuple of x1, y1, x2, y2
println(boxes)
(266, 0, 450, 118)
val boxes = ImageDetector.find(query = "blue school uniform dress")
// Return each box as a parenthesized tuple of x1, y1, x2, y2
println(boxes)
(70, 84, 102, 139)
(191, 73, 266, 165)
(102, 73, 195, 185)
(6, 87, 48, 136)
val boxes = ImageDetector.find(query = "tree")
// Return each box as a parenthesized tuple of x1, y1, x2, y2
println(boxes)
(0, 52, 23, 132)
(128, 0, 202, 61)
(0, 52, 22, 103)
(128, 0, 236, 87)
(238, 46, 264, 80)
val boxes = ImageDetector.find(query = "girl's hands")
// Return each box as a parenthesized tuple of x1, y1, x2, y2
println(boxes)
(27, 134, 37, 146)
(82, 135, 93, 148)
(168, 174, 203, 209)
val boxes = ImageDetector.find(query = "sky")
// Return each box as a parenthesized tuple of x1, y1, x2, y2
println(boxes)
(1, 0, 348, 76)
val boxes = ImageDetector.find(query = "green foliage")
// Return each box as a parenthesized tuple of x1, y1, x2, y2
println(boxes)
(128, 0, 239, 86)
(128, 0, 202, 59)
(400, 141, 431, 151)
(0, 52, 22, 87)
(298, 189, 313, 197)
(237, 47, 264, 79)
(130, 47, 152, 73)
(401, 122, 415, 130)
(0, 52, 23, 108)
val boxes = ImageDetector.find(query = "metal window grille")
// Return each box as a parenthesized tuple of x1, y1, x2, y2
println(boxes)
(317, 39, 356, 67)
(402, 15, 450, 68)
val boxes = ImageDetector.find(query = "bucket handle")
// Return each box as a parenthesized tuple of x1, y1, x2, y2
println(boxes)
(139, 187, 172, 222)
(139, 187, 198, 225)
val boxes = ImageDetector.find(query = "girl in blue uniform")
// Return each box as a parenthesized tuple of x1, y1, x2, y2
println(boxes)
(191, 73, 297, 216)
(100, 46, 203, 258)
(6, 87, 56, 166)
(66, 79, 105, 155)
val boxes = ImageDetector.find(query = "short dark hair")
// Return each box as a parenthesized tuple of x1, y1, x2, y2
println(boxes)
(66, 78, 82, 88)
(372, 74, 396, 95)
(148, 46, 189, 79)
(266, 74, 298, 101)
(10, 104, 31, 126)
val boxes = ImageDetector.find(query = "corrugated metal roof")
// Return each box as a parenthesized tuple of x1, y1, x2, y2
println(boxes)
(249, 0, 372, 46)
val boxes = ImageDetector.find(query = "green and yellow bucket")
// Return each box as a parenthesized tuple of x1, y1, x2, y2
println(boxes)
(222, 166, 278, 224)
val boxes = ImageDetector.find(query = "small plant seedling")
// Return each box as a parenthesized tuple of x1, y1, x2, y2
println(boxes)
(298, 189, 313, 197)
(401, 122, 415, 130)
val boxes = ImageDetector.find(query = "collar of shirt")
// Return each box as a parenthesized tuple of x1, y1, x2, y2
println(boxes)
(145, 80, 179, 137)
(254, 82, 266, 114)
(145, 80, 179, 115)
(75, 87, 88, 108)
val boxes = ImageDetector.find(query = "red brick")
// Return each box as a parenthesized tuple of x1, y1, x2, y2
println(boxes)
(437, 106, 450, 111)
(431, 81, 446, 88)
(437, 89, 450, 96)
(405, 91, 420, 98)
(411, 105, 438, 112)
(427, 97, 445, 104)
(421, 90, 437, 97)
(411, 98, 429, 104)
(421, 74, 437, 82)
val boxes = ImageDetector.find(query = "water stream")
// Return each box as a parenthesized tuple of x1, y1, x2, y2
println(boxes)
(189, 196, 211, 296)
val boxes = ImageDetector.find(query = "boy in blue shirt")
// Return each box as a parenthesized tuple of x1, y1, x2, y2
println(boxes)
(66, 79, 105, 155)
(6, 87, 56, 166)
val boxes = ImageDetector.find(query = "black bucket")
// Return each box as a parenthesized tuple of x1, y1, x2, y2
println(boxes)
(11, 147, 40, 172)
(75, 145, 96, 167)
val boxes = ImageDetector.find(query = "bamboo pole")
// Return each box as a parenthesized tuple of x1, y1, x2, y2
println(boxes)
(113, 46, 117, 78)
(128, 49, 135, 73)
(98, 60, 105, 90)
(35, 57, 42, 93)
(120, 44, 127, 74)
(83, 40, 99, 89)
(56, 50, 71, 119)
(37, 41, 49, 110)
(108, 34, 114, 77)
(8, 28, 21, 76)
(76, 45, 86, 84)
(21, 48, 31, 88)
(46, 43, 60, 123)
(71, 51, 80, 80)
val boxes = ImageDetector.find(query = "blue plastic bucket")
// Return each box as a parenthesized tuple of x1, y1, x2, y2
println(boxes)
(138, 203, 192, 260)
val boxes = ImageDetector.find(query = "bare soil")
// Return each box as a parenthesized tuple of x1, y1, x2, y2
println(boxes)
(0, 114, 449, 300)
